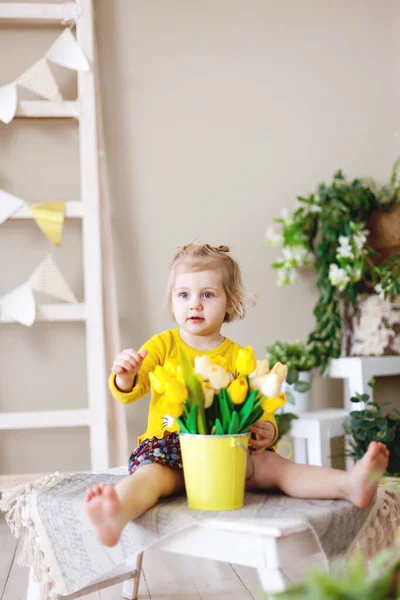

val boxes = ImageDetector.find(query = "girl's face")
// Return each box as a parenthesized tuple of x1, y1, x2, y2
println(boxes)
(172, 268, 230, 340)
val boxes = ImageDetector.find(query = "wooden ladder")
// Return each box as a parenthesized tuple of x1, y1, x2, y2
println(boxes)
(0, 1, 128, 473)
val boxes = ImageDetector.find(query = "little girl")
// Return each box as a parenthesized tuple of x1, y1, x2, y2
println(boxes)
(86, 241, 389, 547)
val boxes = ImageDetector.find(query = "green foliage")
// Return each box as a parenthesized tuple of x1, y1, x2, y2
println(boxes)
(267, 341, 313, 403)
(344, 394, 400, 476)
(272, 550, 400, 599)
(266, 160, 400, 372)
(274, 412, 298, 445)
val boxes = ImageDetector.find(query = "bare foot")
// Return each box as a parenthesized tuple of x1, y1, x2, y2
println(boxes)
(346, 441, 389, 509)
(85, 483, 126, 547)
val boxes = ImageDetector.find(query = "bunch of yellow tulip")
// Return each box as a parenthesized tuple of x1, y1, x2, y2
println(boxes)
(149, 347, 288, 435)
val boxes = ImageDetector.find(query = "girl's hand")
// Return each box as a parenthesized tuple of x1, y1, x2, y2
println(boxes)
(249, 421, 276, 455)
(112, 348, 148, 392)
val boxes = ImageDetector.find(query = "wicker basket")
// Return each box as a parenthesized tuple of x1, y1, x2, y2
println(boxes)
(368, 204, 400, 251)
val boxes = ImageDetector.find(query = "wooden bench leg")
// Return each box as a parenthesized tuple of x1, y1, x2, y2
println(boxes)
(123, 552, 144, 600)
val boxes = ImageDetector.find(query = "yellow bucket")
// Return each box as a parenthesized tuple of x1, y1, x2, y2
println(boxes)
(179, 432, 250, 510)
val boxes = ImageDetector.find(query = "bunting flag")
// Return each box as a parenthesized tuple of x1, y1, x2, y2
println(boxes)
(16, 58, 63, 102)
(29, 201, 66, 246)
(46, 29, 90, 72)
(29, 254, 77, 303)
(0, 189, 25, 224)
(0, 29, 90, 124)
(0, 82, 17, 124)
(0, 282, 35, 326)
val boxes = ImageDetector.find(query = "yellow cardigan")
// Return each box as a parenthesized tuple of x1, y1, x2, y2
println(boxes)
(109, 328, 278, 445)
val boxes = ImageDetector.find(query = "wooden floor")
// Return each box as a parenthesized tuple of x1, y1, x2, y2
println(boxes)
(0, 523, 264, 600)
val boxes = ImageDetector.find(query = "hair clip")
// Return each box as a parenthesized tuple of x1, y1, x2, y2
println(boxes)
(217, 245, 230, 253)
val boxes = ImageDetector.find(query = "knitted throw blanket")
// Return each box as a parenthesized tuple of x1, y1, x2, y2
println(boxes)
(1, 471, 400, 599)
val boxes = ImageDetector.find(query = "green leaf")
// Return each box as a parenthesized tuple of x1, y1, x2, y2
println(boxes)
(293, 381, 311, 393)
(228, 411, 240, 434)
(238, 390, 258, 427)
(286, 366, 298, 385)
(176, 417, 189, 434)
(179, 348, 206, 434)
(186, 405, 198, 434)
(219, 387, 231, 432)
(285, 389, 296, 405)
(215, 418, 224, 435)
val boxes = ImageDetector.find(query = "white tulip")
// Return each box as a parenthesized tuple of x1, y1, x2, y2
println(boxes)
(261, 372, 282, 398)
(194, 355, 212, 380)
(208, 365, 231, 392)
(202, 382, 215, 408)
(250, 359, 270, 380)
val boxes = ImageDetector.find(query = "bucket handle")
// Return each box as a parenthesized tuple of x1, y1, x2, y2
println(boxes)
(235, 441, 255, 481)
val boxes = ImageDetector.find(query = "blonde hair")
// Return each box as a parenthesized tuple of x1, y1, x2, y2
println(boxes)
(165, 241, 255, 323)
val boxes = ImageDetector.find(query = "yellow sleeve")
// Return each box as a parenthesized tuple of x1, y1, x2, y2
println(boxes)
(108, 333, 167, 405)
(259, 411, 279, 446)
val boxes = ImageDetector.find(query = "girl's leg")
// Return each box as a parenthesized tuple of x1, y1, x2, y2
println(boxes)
(86, 463, 184, 547)
(246, 441, 389, 508)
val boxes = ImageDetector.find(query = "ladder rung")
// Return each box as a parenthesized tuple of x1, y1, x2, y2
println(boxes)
(0, 410, 91, 430)
(11, 201, 84, 219)
(0, 303, 86, 323)
(16, 101, 81, 119)
(0, 3, 79, 24)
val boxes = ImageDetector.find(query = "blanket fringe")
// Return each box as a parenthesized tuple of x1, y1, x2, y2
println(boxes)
(345, 487, 400, 564)
(0, 471, 66, 599)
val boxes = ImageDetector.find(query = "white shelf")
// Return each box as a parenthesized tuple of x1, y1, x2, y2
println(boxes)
(0, 303, 86, 323)
(15, 101, 81, 119)
(0, 3, 79, 23)
(0, 409, 91, 430)
(11, 201, 84, 219)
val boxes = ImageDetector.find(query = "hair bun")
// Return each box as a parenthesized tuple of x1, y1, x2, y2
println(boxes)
(217, 245, 230, 253)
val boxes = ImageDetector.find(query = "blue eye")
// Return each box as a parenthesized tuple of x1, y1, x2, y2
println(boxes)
(180, 292, 189, 299)
(203, 291, 214, 299)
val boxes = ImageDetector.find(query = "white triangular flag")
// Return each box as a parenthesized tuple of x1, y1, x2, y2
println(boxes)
(0, 282, 35, 326)
(29, 254, 77, 303)
(0, 82, 17, 124)
(16, 58, 63, 102)
(46, 29, 90, 72)
(0, 189, 25, 224)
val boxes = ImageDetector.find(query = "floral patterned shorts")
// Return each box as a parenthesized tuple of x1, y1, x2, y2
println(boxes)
(128, 433, 183, 475)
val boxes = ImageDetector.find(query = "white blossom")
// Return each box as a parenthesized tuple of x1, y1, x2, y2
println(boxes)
(277, 267, 297, 286)
(329, 264, 350, 291)
(265, 227, 283, 246)
(374, 283, 385, 299)
(347, 265, 362, 283)
(336, 236, 353, 259)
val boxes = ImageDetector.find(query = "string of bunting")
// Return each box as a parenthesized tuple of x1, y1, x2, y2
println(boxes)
(0, 254, 77, 326)
(0, 29, 90, 124)
(0, 189, 66, 246)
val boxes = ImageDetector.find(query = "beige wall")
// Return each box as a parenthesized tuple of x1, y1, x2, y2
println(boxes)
(1, 0, 399, 474)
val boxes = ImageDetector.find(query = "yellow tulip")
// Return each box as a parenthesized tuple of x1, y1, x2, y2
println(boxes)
(149, 365, 174, 395)
(165, 380, 188, 404)
(149, 370, 165, 394)
(163, 359, 179, 377)
(159, 396, 184, 418)
(228, 377, 248, 405)
(236, 346, 257, 375)
(261, 392, 287, 414)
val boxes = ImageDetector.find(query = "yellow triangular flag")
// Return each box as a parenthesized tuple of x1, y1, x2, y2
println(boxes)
(29, 201, 66, 245)
(29, 254, 77, 303)
(16, 58, 63, 102)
